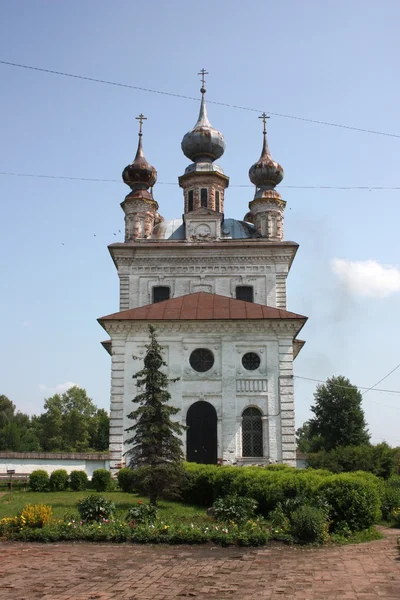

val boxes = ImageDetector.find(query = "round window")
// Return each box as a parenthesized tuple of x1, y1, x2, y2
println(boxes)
(242, 352, 260, 371)
(189, 348, 214, 373)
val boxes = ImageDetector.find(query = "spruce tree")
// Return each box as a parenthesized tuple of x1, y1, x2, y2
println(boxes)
(125, 325, 184, 505)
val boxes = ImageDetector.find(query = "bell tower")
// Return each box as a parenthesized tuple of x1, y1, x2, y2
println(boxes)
(179, 70, 229, 222)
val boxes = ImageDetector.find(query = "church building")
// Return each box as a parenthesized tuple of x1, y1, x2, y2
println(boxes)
(98, 72, 307, 471)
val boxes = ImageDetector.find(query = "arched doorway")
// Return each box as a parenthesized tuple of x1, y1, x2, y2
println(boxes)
(186, 401, 217, 464)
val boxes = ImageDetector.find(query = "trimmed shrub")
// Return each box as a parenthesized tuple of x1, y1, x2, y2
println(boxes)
(76, 495, 115, 522)
(69, 470, 88, 491)
(381, 476, 400, 520)
(212, 495, 258, 523)
(117, 468, 135, 493)
(91, 469, 114, 492)
(182, 463, 218, 505)
(29, 470, 49, 492)
(318, 474, 381, 532)
(289, 505, 328, 544)
(49, 469, 69, 492)
(125, 501, 158, 524)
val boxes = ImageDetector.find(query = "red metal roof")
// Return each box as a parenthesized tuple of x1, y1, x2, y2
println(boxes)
(98, 292, 306, 323)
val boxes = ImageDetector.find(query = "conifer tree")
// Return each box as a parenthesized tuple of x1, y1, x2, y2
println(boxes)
(125, 325, 184, 505)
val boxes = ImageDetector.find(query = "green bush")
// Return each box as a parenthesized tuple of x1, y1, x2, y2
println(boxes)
(289, 505, 328, 544)
(125, 501, 158, 524)
(29, 470, 49, 492)
(117, 468, 135, 493)
(212, 495, 258, 523)
(69, 470, 88, 491)
(91, 469, 114, 492)
(49, 469, 69, 492)
(318, 474, 381, 532)
(76, 495, 115, 522)
(381, 477, 400, 520)
(131, 464, 187, 502)
(182, 463, 218, 505)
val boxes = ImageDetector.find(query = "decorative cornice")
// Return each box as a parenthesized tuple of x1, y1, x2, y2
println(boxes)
(101, 319, 305, 338)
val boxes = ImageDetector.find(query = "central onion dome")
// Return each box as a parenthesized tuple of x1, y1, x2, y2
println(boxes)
(249, 117, 284, 189)
(122, 121, 157, 191)
(181, 85, 225, 163)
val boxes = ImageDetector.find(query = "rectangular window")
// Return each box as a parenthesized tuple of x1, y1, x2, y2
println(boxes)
(215, 190, 220, 212)
(153, 286, 170, 303)
(201, 188, 208, 208)
(188, 190, 194, 212)
(236, 286, 254, 303)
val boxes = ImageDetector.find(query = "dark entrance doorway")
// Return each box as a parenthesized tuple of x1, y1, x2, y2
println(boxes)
(186, 401, 217, 464)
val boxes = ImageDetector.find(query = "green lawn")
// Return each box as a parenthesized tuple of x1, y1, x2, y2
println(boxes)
(0, 490, 207, 522)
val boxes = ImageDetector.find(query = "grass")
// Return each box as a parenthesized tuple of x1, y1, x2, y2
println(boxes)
(0, 489, 206, 522)
(329, 527, 384, 545)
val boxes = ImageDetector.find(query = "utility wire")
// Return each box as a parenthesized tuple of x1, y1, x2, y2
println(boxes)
(294, 375, 400, 395)
(1, 59, 400, 139)
(1, 171, 400, 190)
(361, 362, 400, 396)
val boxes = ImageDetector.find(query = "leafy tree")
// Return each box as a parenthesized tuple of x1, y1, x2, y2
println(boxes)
(306, 376, 370, 452)
(89, 409, 110, 451)
(0, 388, 108, 452)
(307, 442, 396, 479)
(125, 325, 184, 505)
(0, 395, 15, 428)
(296, 421, 322, 453)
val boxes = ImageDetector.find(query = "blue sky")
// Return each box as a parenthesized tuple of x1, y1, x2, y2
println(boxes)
(1, 0, 399, 445)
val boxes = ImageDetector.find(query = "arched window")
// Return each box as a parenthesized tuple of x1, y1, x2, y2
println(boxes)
(200, 188, 208, 208)
(188, 190, 194, 212)
(215, 190, 220, 213)
(242, 407, 263, 457)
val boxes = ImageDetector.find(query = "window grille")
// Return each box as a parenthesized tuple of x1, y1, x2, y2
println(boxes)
(236, 286, 254, 302)
(200, 188, 208, 208)
(188, 190, 194, 212)
(242, 407, 263, 457)
(242, 352, 260, 371)
(189, 348, 214, 372)
(153, 286, 170, 303)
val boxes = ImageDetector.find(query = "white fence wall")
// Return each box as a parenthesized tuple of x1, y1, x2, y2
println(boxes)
(0, 452, 110, 478)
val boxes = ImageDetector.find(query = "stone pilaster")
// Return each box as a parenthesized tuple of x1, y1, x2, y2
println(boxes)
(278, 339, 296, 466)
(109, 335, 126, 472)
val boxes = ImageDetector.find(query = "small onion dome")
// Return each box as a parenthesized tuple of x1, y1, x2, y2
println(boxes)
(249, 129, 284, 189)
(181, 89, 225, 163)
(122, 133, 157, 190)
(243, 211, 254, 224)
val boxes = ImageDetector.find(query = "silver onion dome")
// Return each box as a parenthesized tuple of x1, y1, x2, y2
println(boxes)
(249, 114, 284, 189)
(181, 86, 225, 163)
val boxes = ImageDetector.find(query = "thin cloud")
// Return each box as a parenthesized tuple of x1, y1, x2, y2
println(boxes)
(39, 382, 79, 395)
(331, 258, 400, 298)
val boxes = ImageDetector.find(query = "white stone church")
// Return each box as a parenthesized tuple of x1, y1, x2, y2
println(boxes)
(99, 74, 307, 471)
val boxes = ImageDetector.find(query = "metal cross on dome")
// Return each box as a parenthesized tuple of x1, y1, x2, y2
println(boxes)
(135, 113, 147, 135)
(198, 68, 209, 89)
(259, 112, 270, 134)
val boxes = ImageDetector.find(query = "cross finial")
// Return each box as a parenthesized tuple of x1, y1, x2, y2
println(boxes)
(198, 68, 209, 92)
(135, 113, 147, 135)
(259, 112, 270, 134)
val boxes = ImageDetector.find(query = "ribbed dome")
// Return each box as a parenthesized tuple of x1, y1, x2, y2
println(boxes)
(181, 90, 225, 163)
(249, 127, 284, 189)
(122, 132, 157, 190)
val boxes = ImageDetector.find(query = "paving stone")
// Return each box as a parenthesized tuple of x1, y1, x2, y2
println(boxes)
(0, 528, 399, 599)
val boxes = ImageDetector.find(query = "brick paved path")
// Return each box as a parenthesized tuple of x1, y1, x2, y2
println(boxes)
(0, 528, 399, 600)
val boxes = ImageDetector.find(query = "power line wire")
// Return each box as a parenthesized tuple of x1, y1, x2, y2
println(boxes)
(1, 59, 400, 139)
(294, 375, 400, 394)
(361, 362, 400, 396)
(1, 171, 400, 190)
